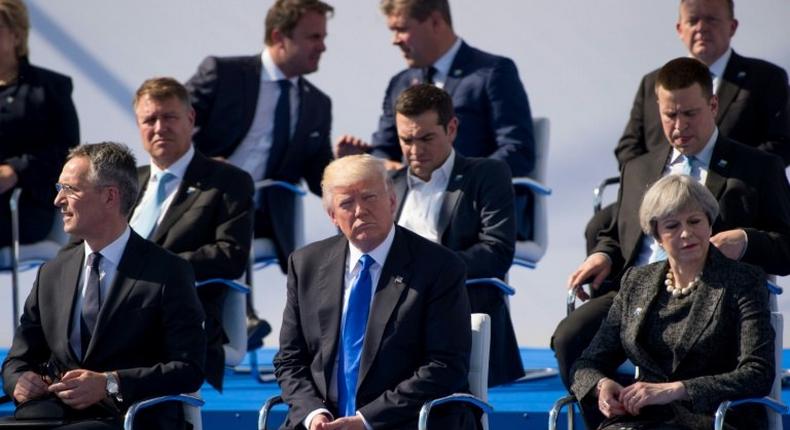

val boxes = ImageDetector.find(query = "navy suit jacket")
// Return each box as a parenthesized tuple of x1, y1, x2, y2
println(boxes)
(274, 226, 477, 429)
(616, 51, 790, 167)
(186, 55, 333, 271)
(595, 135, 790, 279)
(2, 231, 206, 430)
(391, 153, 524, 386)
(371, 42, 535, 177)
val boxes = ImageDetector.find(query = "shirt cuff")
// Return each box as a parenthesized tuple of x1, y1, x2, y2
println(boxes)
(357, 411, 373, 430)
(737, 229, 748, 260)
(304, 409, 332, 429)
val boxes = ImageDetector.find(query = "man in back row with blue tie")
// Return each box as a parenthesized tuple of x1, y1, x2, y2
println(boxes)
(552, 57, 790, 429)
(185, 0, 336, 345)
(274, 154, 480, 430)
(130, 77, 254, 392)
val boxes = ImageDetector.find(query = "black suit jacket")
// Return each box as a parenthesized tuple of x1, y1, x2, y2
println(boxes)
(595, 135, 790, 278)
(135, 150, 254, 390)
(186, 55, 333, 271)
(1, 231, 206, 430)
(273, 226, 477, 429)
(615, 51, 790, 167)
(391, 154, 523, 386)
(571, 248, 774, 429)
(0, 59, 79, 244)
(370, 41, 535, 177)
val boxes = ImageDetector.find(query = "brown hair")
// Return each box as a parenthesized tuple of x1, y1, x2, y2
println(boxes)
(133, 77, 191, 109)
(0, 0, 29, 58)
(655, 57, 714, 99)
(264, 0, 334, 46)
(380, 0, 452, 27)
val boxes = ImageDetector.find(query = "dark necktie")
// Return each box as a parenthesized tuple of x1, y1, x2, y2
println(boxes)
(337, 254, 375, 417)
(81, 252, 103, 357)
(268, 79, 292, 173)
(422, 66, 437, 85)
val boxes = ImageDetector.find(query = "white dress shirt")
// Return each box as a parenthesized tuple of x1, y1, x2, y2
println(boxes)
(304, 226, 396, 430)
(69, 226, 131, 360)
(227, 49, 300, 181)
(707, 48, 732, 94)
(397, 150, 455, 243)
(429, 37, 463, 89)
(129, 145, 194, 232)
(634, 128, 718, 266)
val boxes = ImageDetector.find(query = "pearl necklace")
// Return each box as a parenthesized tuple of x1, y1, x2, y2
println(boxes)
(665, 271, 701, 297)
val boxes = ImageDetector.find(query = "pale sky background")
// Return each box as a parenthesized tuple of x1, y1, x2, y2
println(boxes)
(1, 1, 789, 349)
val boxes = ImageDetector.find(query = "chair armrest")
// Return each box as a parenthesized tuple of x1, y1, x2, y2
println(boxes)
(715, 397, 789, 430)
(258, 395, 285, 430)
(593, 176, 620, 213)
(123, 394, 204, 430)
(254, 180, 307, 196)
(466, 277, 516, 296)
(767, 281, 782, 295)
(512, 178, 552, 195)
(548, 394, 578, 430)
(195, 278, 250, 294)
(418, 393, 493, 430)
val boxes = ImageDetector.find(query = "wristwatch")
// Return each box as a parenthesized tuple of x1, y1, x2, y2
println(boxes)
(105, 372, 123, 402)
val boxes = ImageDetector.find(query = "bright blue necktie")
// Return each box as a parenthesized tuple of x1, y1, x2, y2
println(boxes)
(337, 254, 375, 417)
(131, 172, 175, 238)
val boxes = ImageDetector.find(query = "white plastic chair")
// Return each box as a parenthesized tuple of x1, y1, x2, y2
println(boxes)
(1, 189, 68, 330)
(195, 278, 251, 367)
(257, 314, 495, 430)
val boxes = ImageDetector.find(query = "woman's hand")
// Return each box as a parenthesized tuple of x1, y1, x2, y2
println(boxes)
(597, 378, 627, 418)
(619, 381, 688, 415)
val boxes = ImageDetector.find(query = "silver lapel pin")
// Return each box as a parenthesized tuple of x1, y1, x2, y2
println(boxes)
(717, 159, 728, 169)
(634, 307, 643, 316)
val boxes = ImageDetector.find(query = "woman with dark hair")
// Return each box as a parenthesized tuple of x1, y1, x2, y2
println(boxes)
(0, 0, 79, 247)
(571, 174, 775, 430)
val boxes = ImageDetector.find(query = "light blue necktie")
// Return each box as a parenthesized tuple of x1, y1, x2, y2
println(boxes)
(131, 172, 175, 238)
(680, 154, 699, 179)
(337, 254, 375, 417)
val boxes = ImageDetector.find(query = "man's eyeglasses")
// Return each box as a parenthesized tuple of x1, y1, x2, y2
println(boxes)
(55, 183, 80, 196)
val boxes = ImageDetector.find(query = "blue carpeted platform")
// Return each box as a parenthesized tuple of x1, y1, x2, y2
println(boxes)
(2, 348, 790, 429)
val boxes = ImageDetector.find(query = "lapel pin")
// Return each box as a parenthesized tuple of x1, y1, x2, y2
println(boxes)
(309, 131, 320, 138)
(634, 307, 642, 316)
(737, 71, 746, 79)
(453, 69, 462, 77)
(717, 159, 728, 169)
(410, 77, 421, 86)
(394, 276, 404, 284)
(454, 174, 463, 181)
(187, 186, 198, 194)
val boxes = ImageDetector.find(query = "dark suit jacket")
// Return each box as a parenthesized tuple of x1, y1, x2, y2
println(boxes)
(0, 58, 79, 245)
(594, 135, 790, 278)
(1, 231, 206, 430)
(370, 42, 535, 177)
(391, 154, 523, 386)
(273, 226, 477, 429)
(615, 51, 790, 167)
(135, 150, 254, 390)
(186, 54, 333, 271)
(571, 248, 774, 430)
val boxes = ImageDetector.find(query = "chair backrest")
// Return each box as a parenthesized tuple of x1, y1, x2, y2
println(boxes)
(513, 117, 550, 266)
(470, 313, 491, 430)
(223, 287, 248, 367)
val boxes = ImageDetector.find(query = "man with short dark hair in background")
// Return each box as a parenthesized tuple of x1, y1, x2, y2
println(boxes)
(2, 142, 205, 430)
(390, 84, 523, 386)
(131, 77, 254, 392)
(337, 0, 535, 177)
(185, 0, 336, 346)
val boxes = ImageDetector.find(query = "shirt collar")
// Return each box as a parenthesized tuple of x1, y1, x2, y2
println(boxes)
(149, 145, 194, 182)
(670, 127, 718, 168)
(347, 223, 396, 271)
(431, 37, 463, 80)
(707, 47, 732, 81)
(84, 225, 131, 268)
(261, 49, 300, 86)
(406, 149, 455, 189)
